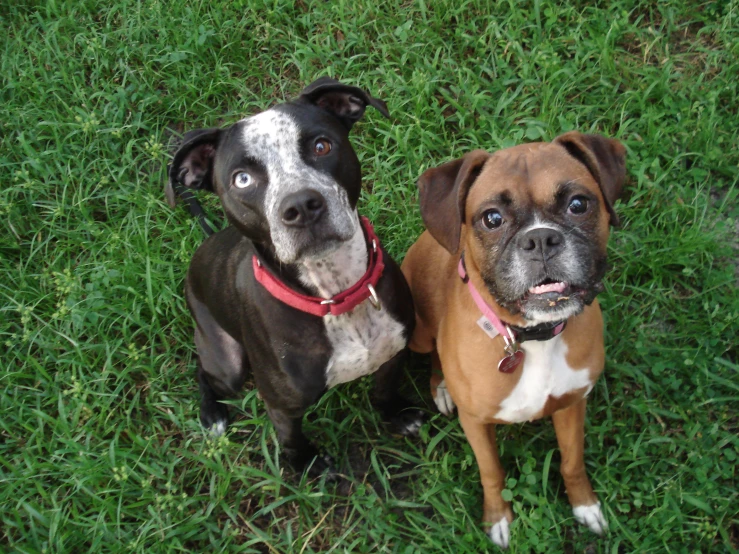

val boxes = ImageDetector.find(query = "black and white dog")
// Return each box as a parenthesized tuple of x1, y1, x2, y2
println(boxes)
(166, 78, 423, 475)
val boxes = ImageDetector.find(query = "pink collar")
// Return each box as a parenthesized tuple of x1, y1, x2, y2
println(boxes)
(457, 256, 566, 343)
(253, 217, 384, 317)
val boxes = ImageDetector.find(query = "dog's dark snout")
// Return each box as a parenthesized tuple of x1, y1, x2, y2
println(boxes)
(280, 189, 326, 227)
(517, 227, 564, 259)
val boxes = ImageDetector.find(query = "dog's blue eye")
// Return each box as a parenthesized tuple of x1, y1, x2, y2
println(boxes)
(568, 196, 588, 215)
(482, 210, 503, 230)
(234, 172, 253, 189)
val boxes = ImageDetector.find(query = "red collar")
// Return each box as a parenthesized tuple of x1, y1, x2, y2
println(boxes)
(252, 217, 384, 317)
(458, 255, 566, 344)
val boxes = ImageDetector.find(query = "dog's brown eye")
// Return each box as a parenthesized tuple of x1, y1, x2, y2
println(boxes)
(568, 196, 588, 215)
(482, 210, 503, 230)
(314, 138, 332, 156)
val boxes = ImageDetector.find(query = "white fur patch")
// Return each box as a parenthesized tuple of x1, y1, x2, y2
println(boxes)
(209, 420, 227, 437)
(299, 215, 406, 388)
(433, 378, 456, 415)
(573, 503, 607, 535)
(488, 517, 510, 548)
(240, 109, 355, 263)
(494, 336, 593, 423)
(299, 212, 367, 295)
(522, 219, 562, 233)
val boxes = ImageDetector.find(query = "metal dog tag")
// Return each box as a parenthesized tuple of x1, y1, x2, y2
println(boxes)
(498, 349, 524, 373)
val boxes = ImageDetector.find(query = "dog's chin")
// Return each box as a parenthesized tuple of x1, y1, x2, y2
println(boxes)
(519, 295, 585, 324)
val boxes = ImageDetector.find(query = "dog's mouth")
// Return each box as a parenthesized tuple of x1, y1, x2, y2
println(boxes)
(277, 213, 357, 264)
(517, 277, 603, 313)
(294, 233, 348, 261)
(527, 279, 568, 296)
(521, 278, 588, 306)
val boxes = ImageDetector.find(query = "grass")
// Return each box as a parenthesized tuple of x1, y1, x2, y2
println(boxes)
(1, 0, 737, 552)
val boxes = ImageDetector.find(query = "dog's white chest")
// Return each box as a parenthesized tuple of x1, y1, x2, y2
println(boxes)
(323, 303, 406, 388)
(494, 337, 593, 423)
(298, 217, 406, 389)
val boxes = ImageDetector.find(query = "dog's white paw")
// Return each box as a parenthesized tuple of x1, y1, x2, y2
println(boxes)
(433, 379, 456, 415)
(573, 502, 608, 535)
(488, 517, 510, 549)
(208, 419, 227, 437)
(391, 409, 426, 437)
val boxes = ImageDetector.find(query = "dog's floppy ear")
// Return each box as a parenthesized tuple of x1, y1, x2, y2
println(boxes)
(418, 150, 490, 254)
(554, 132, 626, 226)
(298, 77, 390, 130)
(165, 128, 222, 208)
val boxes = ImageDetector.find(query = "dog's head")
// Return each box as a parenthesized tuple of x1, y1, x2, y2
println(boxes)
(166, 78, 389, 263)
(418, 132, 626, 324)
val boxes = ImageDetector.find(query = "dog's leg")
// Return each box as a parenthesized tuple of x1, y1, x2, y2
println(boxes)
(373, 349, 425, 436)
(551, 398, 607, 535)
(264, 403, 334, 478)
(458, 410, 513, 549)
(430, 350, 456, 415)
(190, 291, 248, 436)
(198, 362, 229, 436)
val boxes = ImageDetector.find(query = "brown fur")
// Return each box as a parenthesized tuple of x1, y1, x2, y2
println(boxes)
(402, 132, 625, 542)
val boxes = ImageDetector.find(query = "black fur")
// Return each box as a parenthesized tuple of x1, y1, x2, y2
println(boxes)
(168, 79, 422, 476)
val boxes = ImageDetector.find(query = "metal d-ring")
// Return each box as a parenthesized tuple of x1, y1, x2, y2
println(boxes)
(366, 284, 382, 310)
(503, 325, 519, 355)
(320, 299, 336, 305)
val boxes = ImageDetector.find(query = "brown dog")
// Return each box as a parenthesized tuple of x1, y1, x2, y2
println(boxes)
(401, 132, 626, 548)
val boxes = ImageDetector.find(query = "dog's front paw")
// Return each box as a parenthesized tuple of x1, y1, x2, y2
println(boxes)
(285, 445, 339, 480)
(488, 516, 510, 549)
(200, 405, 229, 437)
(375, 395, 427, 437)
(389, 408, 426, 437)
(573, 502, 608, 535)
(433, 378, 456, 415)
(206, 419, 228, 437)
(305, 453, 339, 481)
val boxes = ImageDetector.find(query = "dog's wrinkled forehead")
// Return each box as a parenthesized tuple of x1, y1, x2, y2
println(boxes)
(240, 108, 302, 172)
(469, 143, 596, 207)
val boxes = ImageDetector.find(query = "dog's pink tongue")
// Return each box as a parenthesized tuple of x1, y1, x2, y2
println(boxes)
(528, 282, 567, 294)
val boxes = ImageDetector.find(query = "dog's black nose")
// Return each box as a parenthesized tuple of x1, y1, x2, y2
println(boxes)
(517, 227, 564, 259)
(280, 189, 326, 227)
